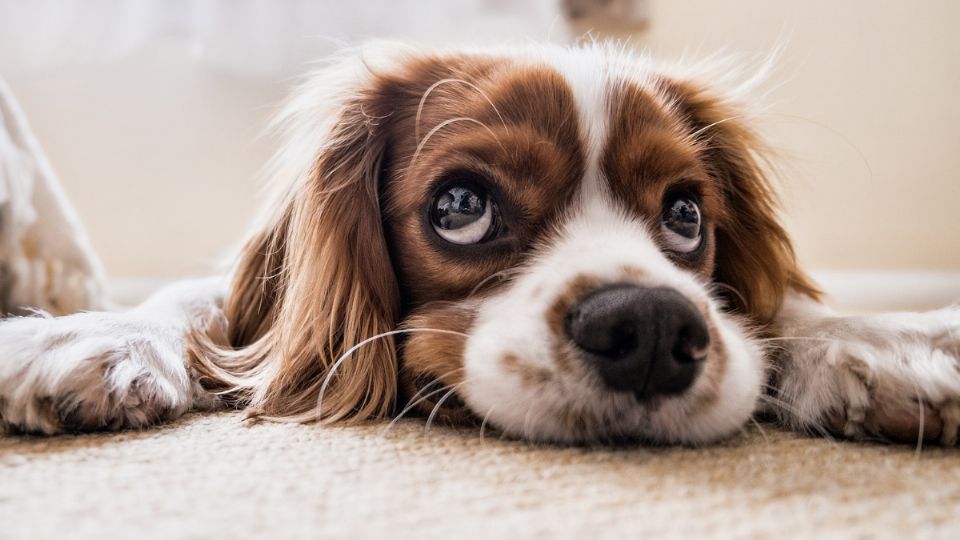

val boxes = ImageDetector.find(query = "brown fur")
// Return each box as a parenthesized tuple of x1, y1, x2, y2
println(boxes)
(399, 301, 477, 423)
(188, 54, 586, 424)
(189, 83, 405, 423)
(656, 79, 821, 322)
(382, 64, 585, 304)
(602, 82, 720, 276)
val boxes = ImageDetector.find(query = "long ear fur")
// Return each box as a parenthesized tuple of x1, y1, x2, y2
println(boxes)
(663, 77, 821, 323)
(189, 48, 406, 423)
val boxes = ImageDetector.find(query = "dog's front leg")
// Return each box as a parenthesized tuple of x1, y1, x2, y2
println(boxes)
(0, 278, 226, 434)
(769, 293, 960, 445)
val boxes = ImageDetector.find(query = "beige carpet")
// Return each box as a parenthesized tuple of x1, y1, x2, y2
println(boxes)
(2, 412, 958, 539)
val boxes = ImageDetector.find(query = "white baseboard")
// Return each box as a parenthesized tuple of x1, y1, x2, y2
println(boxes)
(106, 271, 960, 313)
(812, 270, 960, 313)
(106, 277, 177, 307)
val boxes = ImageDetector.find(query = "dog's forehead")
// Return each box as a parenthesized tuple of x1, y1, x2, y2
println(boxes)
(395, 49, 694, 190)
(540, 49, 619, 189)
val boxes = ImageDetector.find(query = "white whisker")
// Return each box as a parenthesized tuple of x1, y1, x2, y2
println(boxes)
(479, 405, 497, 446)
(316, 328, 468, 421)
(381, 366, 467, 436)
(381, 383, 456, 437)
(711, 281, 749, 311)
(415, 78, 508, 144)
(687, 115, 745, 141)
(468, 267, 523, 298)
(409, 117, 505, 170)
(750, 416, 771, 444)
(424, 384, 463, 433)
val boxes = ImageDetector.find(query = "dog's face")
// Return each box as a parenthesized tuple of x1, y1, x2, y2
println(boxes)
(197, 44, 817, 445)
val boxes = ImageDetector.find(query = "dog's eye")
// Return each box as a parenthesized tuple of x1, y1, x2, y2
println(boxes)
(661, 196, 702, 253)
(431, 184, 496, 245)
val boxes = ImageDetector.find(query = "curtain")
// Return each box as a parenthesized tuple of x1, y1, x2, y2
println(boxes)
(0, 0, 570, 77)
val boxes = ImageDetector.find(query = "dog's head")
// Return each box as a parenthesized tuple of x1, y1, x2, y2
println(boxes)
(193, 43, 818, 444)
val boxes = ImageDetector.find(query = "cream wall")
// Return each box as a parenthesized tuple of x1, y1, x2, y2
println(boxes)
(4, 0, 959, 279)
(6, 41, 277, 277)
(626, 0, 960, 271)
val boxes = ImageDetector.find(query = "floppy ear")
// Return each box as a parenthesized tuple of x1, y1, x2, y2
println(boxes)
(664, 80, 820, 323)
(190, 57, 403, 423)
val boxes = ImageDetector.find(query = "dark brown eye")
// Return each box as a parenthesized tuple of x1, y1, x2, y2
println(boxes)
(661, 196, 701, 253)
(430, 184, 494, 245)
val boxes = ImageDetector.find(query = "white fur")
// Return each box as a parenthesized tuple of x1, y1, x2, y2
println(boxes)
(773, 294, 960, 445)
(0, 278, 224, 434)
(542, 46, 611, 200)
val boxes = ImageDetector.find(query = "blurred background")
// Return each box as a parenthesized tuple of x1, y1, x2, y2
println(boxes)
(0, 0, 957, 308)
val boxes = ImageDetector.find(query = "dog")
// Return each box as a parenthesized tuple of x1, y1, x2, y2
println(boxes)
(1, 42, 958, 445)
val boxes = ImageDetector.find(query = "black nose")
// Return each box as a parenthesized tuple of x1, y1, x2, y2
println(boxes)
(564, 284, 710, 400)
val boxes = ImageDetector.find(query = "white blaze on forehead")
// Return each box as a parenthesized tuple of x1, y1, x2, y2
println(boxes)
(541, 49, 611, 202)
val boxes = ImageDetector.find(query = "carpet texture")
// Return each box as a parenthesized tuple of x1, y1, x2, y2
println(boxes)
(2, 411, 958, 539)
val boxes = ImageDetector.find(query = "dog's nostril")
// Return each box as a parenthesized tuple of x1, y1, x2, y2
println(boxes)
(565, 306, 638, 359)
(564, 284, 710, 399)
(673, 323, 710, 363)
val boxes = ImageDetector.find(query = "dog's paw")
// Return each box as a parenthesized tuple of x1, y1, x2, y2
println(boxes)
(0, 312, 205, 434)
(773, 307, 960, 445)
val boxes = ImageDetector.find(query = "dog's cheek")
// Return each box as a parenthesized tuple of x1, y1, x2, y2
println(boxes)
(398, 303, 479, 424)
